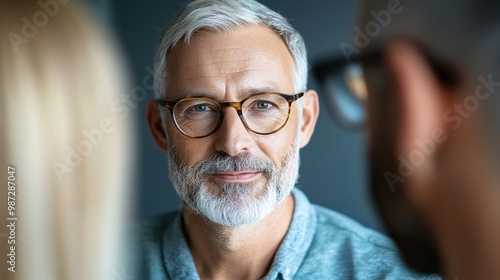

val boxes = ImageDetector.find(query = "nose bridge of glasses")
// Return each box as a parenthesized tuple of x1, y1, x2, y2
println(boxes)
(219, 101, 246, 125)
(221, 101, 243, 112)
(217, 101, 252, 133)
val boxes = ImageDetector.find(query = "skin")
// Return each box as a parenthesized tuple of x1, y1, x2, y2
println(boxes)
(381, 40, 500, 279)
(147, 25, 319, 280)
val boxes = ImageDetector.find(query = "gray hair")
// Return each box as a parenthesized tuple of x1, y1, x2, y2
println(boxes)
(153, 0, 308, 100)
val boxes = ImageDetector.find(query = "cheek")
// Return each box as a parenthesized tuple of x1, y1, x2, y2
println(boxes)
(257, 116, 300, 167)
(176, 142, 213, 166)
(167, 129, 213, 166)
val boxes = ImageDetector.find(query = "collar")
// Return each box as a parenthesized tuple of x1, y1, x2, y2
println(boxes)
(265, 188, 316, 280)
(162, 187, 317, 280)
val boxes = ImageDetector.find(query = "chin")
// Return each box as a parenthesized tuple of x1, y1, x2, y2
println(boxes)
(190, 182, 279, 227)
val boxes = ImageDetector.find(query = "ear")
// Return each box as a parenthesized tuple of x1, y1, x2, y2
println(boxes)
(385, 40, 451, 206)
(146, 99, 169, 151)
(298, 89, 320, 148)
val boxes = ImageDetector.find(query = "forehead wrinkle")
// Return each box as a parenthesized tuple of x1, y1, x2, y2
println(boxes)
(193, 44, 283, 60)
(188, 69, 275, 77)
(191, 49, 281, 63)
(193, 59, 268, 65)
(182, 57, 282, 79)
(188, 46, 284, 67)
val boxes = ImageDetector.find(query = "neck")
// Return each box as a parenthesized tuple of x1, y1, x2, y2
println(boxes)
(182, 194, 294, 280)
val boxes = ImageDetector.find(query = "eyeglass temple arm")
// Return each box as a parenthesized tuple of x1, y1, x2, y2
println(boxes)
(282, 92, 305, 104)
(157, 99, 175, 110)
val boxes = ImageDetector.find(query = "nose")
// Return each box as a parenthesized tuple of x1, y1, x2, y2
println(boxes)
(213, 107, 253, 156)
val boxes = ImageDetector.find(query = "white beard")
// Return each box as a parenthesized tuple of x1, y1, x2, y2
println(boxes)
(167, 140, 300, 227)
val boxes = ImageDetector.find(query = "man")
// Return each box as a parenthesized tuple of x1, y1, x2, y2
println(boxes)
(140, 0, 433, 279)
(315, 0, 500, 279)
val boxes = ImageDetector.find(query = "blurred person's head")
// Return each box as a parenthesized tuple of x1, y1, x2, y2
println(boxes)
(314, 0, 500, 277)
(0, 1, 134, 279)
(357, 0, 500, 277)
(147, 0, 319, 227)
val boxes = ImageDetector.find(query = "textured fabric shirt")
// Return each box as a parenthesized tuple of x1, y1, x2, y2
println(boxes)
(136, 188, 440, 279)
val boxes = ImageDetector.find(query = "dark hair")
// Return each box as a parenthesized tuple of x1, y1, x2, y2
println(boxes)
(357, 0, 500, 108)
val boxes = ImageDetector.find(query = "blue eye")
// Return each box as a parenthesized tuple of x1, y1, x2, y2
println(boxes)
(256, 101, 271, 109)
(192, 104, 210, 112)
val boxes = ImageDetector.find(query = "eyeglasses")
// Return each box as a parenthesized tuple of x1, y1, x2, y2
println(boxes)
(313, 45, 457, 130)
(157, 92, 304, 138)
(312, 53, 380, 130)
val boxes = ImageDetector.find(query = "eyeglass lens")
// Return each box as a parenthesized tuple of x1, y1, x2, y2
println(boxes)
(172, 93, 291, 137)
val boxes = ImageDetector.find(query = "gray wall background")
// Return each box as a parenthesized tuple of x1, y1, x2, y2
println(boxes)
(99, 0, 384, 232)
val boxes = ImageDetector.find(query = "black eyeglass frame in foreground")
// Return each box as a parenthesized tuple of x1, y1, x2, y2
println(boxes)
(157, 92, 304, 138)
(312, 44, 458, 130)
(313, 52, 382, 130)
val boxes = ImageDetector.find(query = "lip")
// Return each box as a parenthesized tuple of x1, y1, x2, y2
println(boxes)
(209, 171, 262, 182)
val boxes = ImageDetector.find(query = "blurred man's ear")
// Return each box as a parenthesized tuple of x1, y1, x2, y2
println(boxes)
(147, 99, 169, 151)
(385, 40, 452, 207)
(299, 89, 320, 148)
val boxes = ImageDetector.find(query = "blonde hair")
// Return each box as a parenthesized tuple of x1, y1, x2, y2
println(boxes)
(0, 1, 134, 279)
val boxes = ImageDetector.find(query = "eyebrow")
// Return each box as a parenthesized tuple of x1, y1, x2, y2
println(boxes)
(240, 87, 280, 97)
(180, 86, 280, 101)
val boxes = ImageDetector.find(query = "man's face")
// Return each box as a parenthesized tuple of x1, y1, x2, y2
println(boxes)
(160, 25, 303, 226)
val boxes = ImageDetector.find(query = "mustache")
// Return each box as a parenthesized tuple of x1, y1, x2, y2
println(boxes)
(167, 147, 277, 182)
(193, 154, 276, 176)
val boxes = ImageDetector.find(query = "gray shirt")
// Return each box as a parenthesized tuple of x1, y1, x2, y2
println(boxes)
(136, 188, 439, 279)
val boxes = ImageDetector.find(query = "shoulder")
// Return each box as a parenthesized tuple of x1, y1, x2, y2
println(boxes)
(313, 204, 395, 249)
(299, 204, 438, 279)
(134, 211, 181, 257)
(137, 211, 179, 244)
(132, 212, 180, 279)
